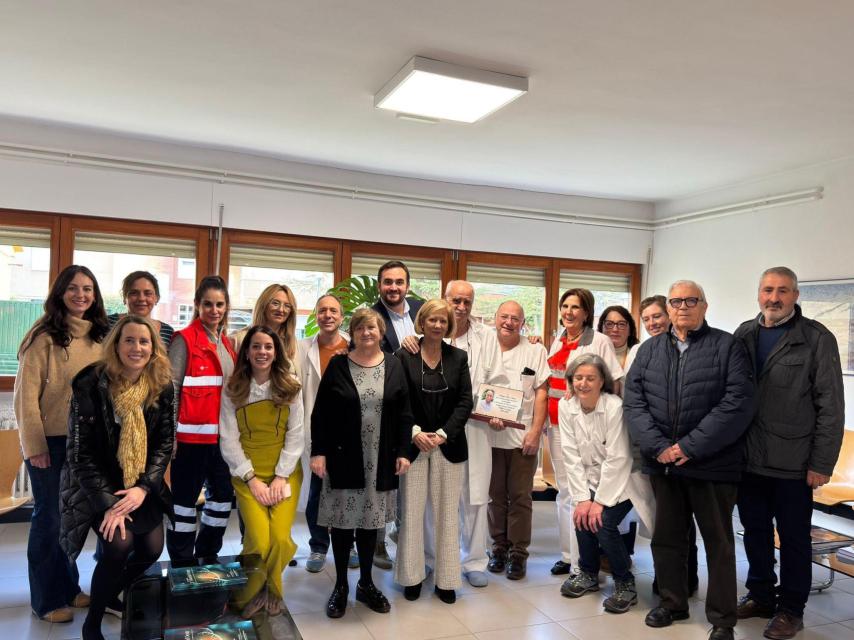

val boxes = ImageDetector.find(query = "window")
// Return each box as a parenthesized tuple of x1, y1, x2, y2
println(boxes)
(73, 232, 197, 330)
(351, 254, 442, 300)
(465, 263, 546, 337)
(228, 245, 335, 339)
(177, 304, 193, 327)
(0, 227, 51, 375)
(559, 270, 631, 326)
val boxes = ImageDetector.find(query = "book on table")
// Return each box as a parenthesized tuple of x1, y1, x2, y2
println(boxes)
(168, 562, 248, 593)
(164, 620, 257, 639)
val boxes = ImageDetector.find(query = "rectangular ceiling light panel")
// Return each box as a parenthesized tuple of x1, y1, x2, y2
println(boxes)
(375, 56, 528, 123)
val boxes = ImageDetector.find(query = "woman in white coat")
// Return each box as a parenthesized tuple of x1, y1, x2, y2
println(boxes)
(545, 288, 623, 576)
(297, 294, 349, 573)
(558, 354, 636, 614)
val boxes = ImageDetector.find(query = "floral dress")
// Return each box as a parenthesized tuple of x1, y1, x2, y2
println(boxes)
(317, 359, 396, 529)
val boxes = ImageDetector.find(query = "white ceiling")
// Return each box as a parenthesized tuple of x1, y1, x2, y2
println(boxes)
(2, 0, 854, 202)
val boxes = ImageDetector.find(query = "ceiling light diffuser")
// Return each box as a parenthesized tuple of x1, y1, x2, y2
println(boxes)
(375, 56, 528, 124)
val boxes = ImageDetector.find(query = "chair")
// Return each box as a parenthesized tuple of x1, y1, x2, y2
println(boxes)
(0, 429, 32, 515)
(814, 429, 854, 508)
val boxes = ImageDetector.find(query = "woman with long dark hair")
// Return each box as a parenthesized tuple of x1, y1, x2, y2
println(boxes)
(60, 316, 175, 640)
(13, 265, 109, 623)
(166, 275, 237, 562)
(220, 325, 304, 617)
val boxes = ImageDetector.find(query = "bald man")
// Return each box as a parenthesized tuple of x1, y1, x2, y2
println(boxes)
(486, 301, 549, 580)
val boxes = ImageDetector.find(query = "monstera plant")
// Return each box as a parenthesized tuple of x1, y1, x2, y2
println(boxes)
(303, 275, 424, 337)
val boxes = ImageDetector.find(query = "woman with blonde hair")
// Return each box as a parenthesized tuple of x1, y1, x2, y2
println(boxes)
(394, 299, 472, 604)
(231, 284, 299, 367)
(220, 325, 304, 617)
(60, 315, 175, 640)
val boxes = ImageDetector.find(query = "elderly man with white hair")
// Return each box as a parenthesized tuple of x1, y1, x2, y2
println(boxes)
(623, 280, 754, 640)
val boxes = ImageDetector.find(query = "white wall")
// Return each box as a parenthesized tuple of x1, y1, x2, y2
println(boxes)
(0, 118, 653, 264)
(651, 156, 854, 427)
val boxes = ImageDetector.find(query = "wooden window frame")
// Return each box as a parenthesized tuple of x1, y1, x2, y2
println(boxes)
(345, 240, 456, 293)
(218, 229, 345, 285)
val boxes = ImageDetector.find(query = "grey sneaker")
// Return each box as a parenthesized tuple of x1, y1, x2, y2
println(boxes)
(603, 578, 637, 613)
(560, 571, 600, 598)
(348, 548, 360, 569)
(306, 552, 326, 573)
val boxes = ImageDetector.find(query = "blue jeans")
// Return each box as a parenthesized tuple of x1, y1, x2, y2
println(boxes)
(26, 435, 80, 616)
(576, 498, 634, 582)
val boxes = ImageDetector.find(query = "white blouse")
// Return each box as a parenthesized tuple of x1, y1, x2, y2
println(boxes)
(219, 378, 305, 480)
(558, 392, 632, 508)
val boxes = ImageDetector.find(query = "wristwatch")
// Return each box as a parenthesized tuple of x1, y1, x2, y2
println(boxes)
(241, 470, 256, 483)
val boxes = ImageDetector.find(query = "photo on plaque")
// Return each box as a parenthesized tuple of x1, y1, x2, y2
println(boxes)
(471, 383, 525, 428)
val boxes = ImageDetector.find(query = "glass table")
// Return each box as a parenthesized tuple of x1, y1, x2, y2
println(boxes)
(122, 555, 302, 640)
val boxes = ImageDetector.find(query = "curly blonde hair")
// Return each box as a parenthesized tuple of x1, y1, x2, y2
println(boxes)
(100, 315, 172, 407)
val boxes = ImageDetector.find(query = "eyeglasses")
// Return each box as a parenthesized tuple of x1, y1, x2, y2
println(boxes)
(421, 358, 449, 394)
(603, 321, 628, 330)
(668, 297, 703, 309)
(269, 300, 293, 310)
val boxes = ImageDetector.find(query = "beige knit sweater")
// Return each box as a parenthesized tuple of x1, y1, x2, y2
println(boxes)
(13, 315, 103, 459)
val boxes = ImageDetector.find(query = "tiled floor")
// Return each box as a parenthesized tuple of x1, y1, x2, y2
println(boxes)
(2, 504, 853, 639)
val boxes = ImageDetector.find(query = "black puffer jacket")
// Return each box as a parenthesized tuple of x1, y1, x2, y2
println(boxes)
(734, 306, 845, 479)
(623, 321, 754, 481)
(60, 364, 175, 561)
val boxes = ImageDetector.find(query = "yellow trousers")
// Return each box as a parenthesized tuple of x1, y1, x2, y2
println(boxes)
(232, 464, 303, 602)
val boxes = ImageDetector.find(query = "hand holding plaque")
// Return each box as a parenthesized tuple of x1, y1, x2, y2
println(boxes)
(471, 383, 526, 429)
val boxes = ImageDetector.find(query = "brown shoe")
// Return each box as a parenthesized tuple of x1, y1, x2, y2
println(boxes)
(70, 592, 91, 608)
(40, 607, 73, 623)
(736, 594, 774, 619)
(763, 612, 804, 640)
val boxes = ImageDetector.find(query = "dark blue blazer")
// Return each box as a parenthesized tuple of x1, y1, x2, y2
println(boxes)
(371, 298, 424, 353)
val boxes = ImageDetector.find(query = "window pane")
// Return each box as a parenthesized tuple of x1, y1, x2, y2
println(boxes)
(352, 254, 442, 300)
(74, 232, 197, 330)
(559, 270, 632, 327)
(466, 264, 546, 337)
(229, 246, 335, 338)
(0, 227, 51, 375)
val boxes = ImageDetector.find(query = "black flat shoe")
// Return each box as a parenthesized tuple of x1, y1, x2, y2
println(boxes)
(550, 560, 571, 575)
(326, 585, 348, 618)
(404, 583, 422, 601)
(356, 581, 391, 613)
(644, 606, 689, 628)
(434, 586, 456, 604)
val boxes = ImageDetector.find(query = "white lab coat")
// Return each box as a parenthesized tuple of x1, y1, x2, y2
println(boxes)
(451, 322, 508, 505)
(295, 330, 348, 510)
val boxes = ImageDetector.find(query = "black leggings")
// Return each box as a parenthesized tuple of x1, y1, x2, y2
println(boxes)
(83, 525, 164, 638)
(330, 527, 377, 589)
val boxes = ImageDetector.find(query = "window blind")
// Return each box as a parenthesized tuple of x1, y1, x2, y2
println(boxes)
(0, 227, 51, 248)
(229, 245, 334, 272)
(75, 232, 195, 259)
(352, 255, 441, 280)
(559, 270, 630, 294)
(466, 263, 545, 288)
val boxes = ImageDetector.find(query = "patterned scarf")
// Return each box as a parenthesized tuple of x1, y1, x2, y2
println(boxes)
(112, 376, 150, 489)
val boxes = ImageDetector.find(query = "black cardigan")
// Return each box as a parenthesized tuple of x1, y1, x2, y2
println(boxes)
(311, 353, 414, 491)
(394, 341, 473, 463)
(60, 364, 175, 561)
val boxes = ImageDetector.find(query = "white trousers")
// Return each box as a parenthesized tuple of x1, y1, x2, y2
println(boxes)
(547, 426, 578, 565)
(395, 447, 464, 590)
(426, 458, 490, 573)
